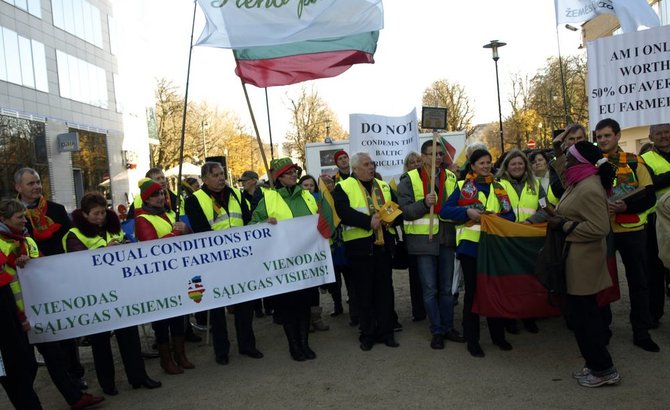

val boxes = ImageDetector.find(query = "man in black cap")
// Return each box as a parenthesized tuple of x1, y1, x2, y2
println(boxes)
(239, 170, 263, 212)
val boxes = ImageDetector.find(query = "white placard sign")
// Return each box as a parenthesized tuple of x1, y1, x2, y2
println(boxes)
(587, 25, 670, 129)
(349, 108, 419, 181)
(20, 216, 334, 343)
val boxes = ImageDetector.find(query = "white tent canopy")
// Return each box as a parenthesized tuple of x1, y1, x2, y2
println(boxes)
(164, 162, 201, 178)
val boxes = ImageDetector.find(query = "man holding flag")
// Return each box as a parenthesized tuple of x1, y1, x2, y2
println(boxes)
(398, 141, 464, 349)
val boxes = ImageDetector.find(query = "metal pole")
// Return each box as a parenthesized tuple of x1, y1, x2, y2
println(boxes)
(201, 120, 208, 158)
(175, 0, 198, 218)
(264, 88, 274, 160)
(494, 59, 504, 152)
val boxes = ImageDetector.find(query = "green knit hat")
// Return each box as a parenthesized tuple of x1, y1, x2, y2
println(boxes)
(270, 157, 301, 179)
(138, 178, 162, 201)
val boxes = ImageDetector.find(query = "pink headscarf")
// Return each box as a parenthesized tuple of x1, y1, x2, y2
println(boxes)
(564, 144, 599, 187)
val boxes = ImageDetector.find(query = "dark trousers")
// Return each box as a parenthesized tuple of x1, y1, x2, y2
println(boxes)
(350, 247, 395, 344)
(646, 213, 667, 322)
(460, 255, 505, 344)
(36, 342, 83, 405)
(152, 316, 185, 344)
(408, 255, 426, 320)
(0, 285, 41, 409)
(567, 294, 614, 374)
(59, 338, 84, 379)
(211, 301, 256, 357)
(89, 326, 147, 390)
(614, 229, 653, 340)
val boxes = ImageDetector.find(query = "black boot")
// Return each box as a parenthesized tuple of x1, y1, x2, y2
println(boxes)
(282, 323, 305, 361)
(298, 315, 316, 360)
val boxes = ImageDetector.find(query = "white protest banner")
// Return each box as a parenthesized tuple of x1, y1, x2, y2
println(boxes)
(196, 0, 384, 49)
(20, 216, 334, 343)
(349, 108, 419, 181)
(555, 0, 658, 33)
(587, 25, 670, 130)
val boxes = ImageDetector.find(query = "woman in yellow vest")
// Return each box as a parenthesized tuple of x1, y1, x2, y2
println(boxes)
(496, 149, 548, 335)
(134, 179, 194, 375)
(440, 149, 516, 358)
(64, 192, 161, 396)
(0, 199, 42, 408)
(251, 158, 322, 362)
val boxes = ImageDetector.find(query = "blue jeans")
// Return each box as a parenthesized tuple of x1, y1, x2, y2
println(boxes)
(416, 245, 455, 335)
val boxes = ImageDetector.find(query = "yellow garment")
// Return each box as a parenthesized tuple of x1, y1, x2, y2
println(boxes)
(657, 192, 670, 269)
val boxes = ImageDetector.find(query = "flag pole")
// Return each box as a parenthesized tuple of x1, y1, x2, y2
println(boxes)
(428, 130, 438, 241)
(175, 0, 198, 218)
(239, 78, 272, 183)
(264, 87, 275, 160)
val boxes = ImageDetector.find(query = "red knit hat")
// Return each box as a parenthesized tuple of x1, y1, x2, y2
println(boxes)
(333, 150, 348, 163)
(138, 178, 162, 201)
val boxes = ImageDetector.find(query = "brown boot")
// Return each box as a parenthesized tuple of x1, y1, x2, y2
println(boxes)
(173, 336, 195, 369)
(158, 344, 183, 375)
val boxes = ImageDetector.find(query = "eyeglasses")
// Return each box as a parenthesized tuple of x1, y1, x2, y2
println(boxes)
(281, 169, 298, 176)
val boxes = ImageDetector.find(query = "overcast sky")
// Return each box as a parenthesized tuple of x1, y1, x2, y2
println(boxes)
(114, 0, 583, 149)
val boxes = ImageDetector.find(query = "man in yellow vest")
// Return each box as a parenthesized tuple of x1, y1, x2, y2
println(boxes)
(333, 152, 400, 351)
(184, 162, 263, 365)
(595, 118, 659, 352)
(641, 123, 670, 326)
(128, 167, 183, 220)
(333, 150, 351, 183)
(398, 141, 464, 350)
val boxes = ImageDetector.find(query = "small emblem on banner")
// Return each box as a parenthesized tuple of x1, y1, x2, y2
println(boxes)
(188, 275, 206, 304)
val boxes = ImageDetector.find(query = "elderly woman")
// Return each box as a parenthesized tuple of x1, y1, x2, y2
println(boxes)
(0, 199, 42, 409)
(252, 158, 323, 361)
(440, 149, 516, 358)
(551, 141, 619, 388)
(64, 192, 161, 396)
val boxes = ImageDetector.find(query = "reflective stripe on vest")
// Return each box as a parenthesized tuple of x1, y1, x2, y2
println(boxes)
(455, 181, 503, 246)
(262, 189, 317, 221)
(136, 212, 176, 239)
(62, 228, 125, 251)
(404, 169, 457, 235)
(193, 188, 244, 230)
(641, 151, 670, 200)
(337, 177, 392, 242)
(498, 179, 539, 222)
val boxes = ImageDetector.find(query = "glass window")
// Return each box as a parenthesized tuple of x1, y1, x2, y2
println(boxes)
(26, 0, 40, 18)
(55, 50, 108, 108)
(31, 40, 48, 92)
(70, 129, 110, 202)
(0, 114, 51, 200)
(3, 28, 22, 84)
(18, 36, 34, 88)
(108, 15, 117, 56)
(52, 0, 64, 28)
(51, 0, 103, 48)
(0, 28, 6, 82)
(660, 0, 669, 25)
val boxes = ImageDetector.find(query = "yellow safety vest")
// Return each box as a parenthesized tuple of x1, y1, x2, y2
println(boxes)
(641, 150, 670, 199)
(193, 188, 244, 230)
(262, 189, 317, 221)
(455, 181, 504, 246)
(62, 228, 125, 251)
(337, 177, 392, 242)
(498, 179, 540, 223)
(404, 168, 457, 235)
(134, 190, 185, 217)
(136, 212, 176, 239)
(611, 167, 650, 229)
(1, 236, 39, 314)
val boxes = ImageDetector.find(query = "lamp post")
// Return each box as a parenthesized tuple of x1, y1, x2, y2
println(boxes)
(324, 119, 332, 143)
(201, 120, 209, 159)
(483, 40, 506, 153)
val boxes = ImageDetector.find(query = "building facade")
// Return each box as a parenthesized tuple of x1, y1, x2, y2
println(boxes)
(0, 0, 150, 211)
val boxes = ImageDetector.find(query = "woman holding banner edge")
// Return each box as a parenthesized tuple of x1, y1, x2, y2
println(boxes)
(135, 178, 195, 375)
(63, 192, 161, 396)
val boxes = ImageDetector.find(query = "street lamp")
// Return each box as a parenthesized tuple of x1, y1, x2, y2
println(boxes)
(483, 39, 506, 152)
(324, 119, 332, 143)
(201, 120, 208, 159)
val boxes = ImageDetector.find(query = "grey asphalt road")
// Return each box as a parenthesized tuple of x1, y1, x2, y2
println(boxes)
(2, 265, 669, 409)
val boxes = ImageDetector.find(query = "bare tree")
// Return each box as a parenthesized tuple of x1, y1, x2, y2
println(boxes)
(284, 85, 345, 166)
(421, 80, 475, 132)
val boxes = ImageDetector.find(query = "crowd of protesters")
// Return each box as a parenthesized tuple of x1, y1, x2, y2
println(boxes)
(2, 119, 670, 408)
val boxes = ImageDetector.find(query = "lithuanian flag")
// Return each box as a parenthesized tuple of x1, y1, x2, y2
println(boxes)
(316, 178, 340, 239)
(473, 215, 559, 318)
